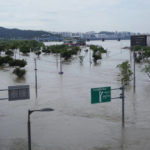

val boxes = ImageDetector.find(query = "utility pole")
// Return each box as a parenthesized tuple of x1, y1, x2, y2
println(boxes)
(59, 54, 63, 75)
(133, 48, 136, 92)
(14, 49, 17, 60)
(142, 48, 144, 62)
(130, 49, 132, 63)
(34, 58, 38, 98)
(56, 53, 59, 68)
(89, 49, 92, 66)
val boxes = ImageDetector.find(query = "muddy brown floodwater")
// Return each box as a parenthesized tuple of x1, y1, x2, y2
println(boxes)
(0, 40, 150, 150)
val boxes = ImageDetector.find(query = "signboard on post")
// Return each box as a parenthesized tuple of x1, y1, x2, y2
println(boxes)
(91, 87, 111, 104)
(8, 85, 30, 101)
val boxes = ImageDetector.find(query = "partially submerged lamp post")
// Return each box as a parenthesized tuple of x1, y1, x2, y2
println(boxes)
(28, 108, 54, 150)
(59, 54, 63, 74)
(34, 58, 38, 98)
(133, 48, 136, 92)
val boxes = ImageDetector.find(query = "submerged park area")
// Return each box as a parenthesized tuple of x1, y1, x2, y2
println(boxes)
(0, 40, 150, 150)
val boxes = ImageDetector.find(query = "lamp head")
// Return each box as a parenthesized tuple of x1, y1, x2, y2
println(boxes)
(40, 108, 54, 112)
(29, 108, 54, 115)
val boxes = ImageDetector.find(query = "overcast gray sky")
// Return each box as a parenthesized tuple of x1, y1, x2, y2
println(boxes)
(0, 0, 150, 33)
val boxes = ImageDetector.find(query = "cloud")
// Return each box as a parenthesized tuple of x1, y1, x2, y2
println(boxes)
(0, 0, 150, 32)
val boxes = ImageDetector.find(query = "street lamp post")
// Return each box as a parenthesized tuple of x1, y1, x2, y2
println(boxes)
(27, 108, 54, 150)
(133, 48, 136, 92)
(34, 58, 38, 98)
(59, 54, 63, 75)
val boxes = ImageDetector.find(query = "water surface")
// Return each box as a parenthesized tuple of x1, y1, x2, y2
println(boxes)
(0, 40, 150, 150)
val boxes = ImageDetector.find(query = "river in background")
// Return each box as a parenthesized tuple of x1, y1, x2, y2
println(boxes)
(0, 40, 150, 150)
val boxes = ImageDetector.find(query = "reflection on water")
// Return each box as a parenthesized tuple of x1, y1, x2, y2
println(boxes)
(0, 40, 150, 150)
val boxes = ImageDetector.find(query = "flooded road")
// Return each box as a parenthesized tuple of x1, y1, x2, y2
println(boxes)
(0, 40, 150, 150)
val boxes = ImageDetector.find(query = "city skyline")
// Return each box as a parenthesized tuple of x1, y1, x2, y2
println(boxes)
(1, 0, 150, 33)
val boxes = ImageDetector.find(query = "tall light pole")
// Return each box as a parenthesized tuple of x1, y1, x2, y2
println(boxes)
(59, 54, 63, 75)
(89, 49, 92, 66)
(34, 58, 38, 98)
(56, 53, 59, 67)
(133, 48, 136, 92)
(28, 108, 54, 150)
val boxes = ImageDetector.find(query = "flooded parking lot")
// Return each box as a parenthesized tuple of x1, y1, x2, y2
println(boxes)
(0, 40, 150, 150)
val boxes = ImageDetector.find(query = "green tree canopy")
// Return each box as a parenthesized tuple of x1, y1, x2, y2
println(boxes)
(117, 61, 133, 85)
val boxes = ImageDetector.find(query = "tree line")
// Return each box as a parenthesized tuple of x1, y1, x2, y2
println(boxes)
(0, 40, 83, 78)
(0, 40, 44, 78)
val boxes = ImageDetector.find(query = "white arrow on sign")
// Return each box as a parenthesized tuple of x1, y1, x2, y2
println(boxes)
(99, 91, 103, 103)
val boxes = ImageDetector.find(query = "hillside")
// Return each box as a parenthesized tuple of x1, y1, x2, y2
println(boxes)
(0, 27, 61, 40)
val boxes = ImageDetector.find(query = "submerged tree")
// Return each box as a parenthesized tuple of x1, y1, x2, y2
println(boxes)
(5, 50, 14, 56)
(35, 51, 41, 57)
(93, 52, 102, 63)
(13, 68, 26, 78)
(117, 61, 133, 85)
(42, 44, 81, 61)
(90, 45, 106, 63)
(142, 64, 150, 78)
(0, 56, 13, 66)
(9, 59, 27, 67)
(79, 56, 84, 64)
(0, 55, 27, 78)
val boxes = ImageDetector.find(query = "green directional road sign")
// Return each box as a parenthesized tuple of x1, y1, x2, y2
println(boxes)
(91, 87, 111, 104)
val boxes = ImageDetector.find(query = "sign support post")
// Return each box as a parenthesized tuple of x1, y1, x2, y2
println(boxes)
(121, 85, 125, 127)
